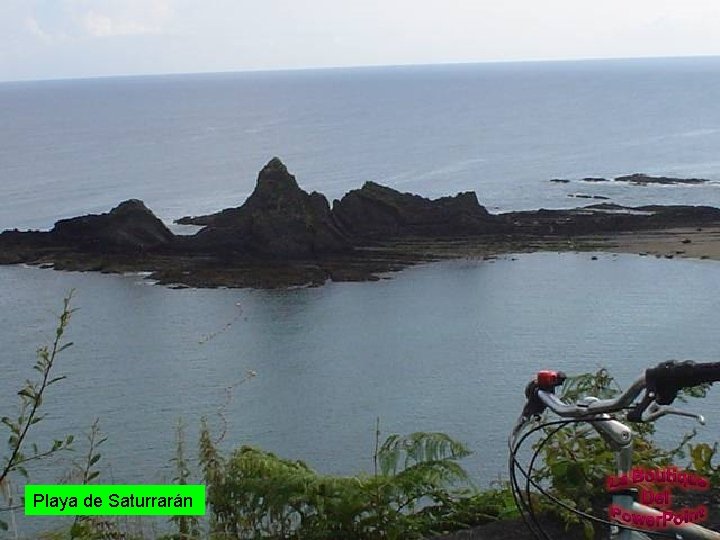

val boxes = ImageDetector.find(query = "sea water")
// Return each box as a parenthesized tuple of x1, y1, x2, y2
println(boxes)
(1, 59, 720, 512)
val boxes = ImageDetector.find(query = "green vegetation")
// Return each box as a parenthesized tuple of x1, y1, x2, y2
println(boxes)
(1, 292, 76, 533)
(196, 422, 515, 539)
(168, 419, 200, 540)
(3, 298, 719, 539)
(68, 419, 111, 540)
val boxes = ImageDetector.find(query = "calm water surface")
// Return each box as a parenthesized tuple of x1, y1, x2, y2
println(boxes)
(2, 59, 720, 534)
(3, 58, 720, 231)
(1, 253, 719, 489)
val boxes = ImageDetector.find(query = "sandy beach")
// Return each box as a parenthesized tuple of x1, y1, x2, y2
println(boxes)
(600, 226, 720, 261)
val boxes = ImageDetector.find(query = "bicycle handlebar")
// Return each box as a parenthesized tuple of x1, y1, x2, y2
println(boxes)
(524, 360, 720, 421)
(537, 375, 645, 417)
(511, 361, 720, 539)
(647, 360, 720, 404)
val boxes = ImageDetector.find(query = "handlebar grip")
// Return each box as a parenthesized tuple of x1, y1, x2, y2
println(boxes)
(646, 361, 720, 404)
(686, 361, 720, 384)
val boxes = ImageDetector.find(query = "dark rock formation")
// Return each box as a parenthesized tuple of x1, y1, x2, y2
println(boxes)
(635, 204, 720, 221)
(0, 230, 54, 264)
(614, 173, 709, 185)
(332, 181, 496, 240)
(5, 157, 720, 289)
(503, 204, 720, 236)
(51, 199, 173, 252)
(568, 194, 610, 200)
(187, 157, 351, 258)
(572, 173, 709, 185)
(176, 211, 231, 227)
(558, 173, 710, 186)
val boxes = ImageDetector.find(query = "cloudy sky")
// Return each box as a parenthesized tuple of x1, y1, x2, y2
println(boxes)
(2, 0, 720, 82)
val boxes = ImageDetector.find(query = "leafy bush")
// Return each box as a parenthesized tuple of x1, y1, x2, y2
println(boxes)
(199, 422, 515, 539)
(688, 441, 720, 487)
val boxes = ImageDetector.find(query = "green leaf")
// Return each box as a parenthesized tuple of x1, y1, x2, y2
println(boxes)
(17, 388, 35, 399)
(549, 461, 569, 478)
(57, 342, 74, 353)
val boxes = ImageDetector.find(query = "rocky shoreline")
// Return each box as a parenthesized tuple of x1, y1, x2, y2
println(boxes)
(3, 158, 720, 289)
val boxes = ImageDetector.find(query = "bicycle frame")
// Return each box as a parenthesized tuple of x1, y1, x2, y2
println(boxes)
(593, 418, 720, 540)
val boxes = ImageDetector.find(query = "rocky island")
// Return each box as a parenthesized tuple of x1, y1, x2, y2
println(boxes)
(3, 157, 720, 289)
(551, 173, 713, 185)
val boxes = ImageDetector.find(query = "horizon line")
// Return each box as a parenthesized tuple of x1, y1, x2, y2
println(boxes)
(3, 53, 720, 85)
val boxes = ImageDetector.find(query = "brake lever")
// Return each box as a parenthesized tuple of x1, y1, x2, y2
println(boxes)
(642, 402, 706, 425)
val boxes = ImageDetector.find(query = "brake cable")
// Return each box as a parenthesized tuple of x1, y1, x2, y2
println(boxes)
(510, 418, 675, 539)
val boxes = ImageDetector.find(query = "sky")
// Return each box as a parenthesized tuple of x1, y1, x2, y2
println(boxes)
(2, 0, 720, 82)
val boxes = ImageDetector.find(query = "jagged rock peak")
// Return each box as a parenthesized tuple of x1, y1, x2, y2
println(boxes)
(109, 199, 153, 214)
(357, 181, 480, 206)
(255, 157, 300, 191)
(51, 198, 173, 252)
(189, 159, 351, 258)
(332, 180, 496, 239)
(361, 181, 383, 189)
(359, 181, 416, 196)
(115, 198, 146, 208)
(262, 156, 288, 172)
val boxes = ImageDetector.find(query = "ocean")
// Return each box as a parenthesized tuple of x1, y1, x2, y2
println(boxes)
(4, 57, 720, 231)
(2, 58, 720, 532)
